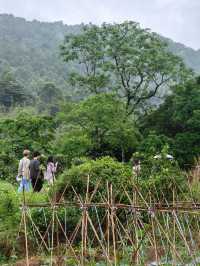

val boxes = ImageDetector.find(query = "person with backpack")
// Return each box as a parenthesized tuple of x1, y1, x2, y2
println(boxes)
(44, 156, 58, 185)
(29, 151, 43, 192)
(17, 149, 31, 192)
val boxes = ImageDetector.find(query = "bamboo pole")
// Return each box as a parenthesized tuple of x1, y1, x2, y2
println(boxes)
(50, 206, 55, 266)
(172, 187, 176, 266)
(27, 211, 49, 251)
(22, 188, 29, 266)
(86, 211, 112, 264)
(149, 193, 159, 266)
(81, 175, 90, 265)
(106, 181, 110, 263)
(56, 213, 81, 265)
(110, 184, 117, 266)
(17, 177, 200, 265)
(133, 186, 139, 265)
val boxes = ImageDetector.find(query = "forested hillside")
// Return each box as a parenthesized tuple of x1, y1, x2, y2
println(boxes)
(1, 17, 200, 265)
(167, 38, 200, 73)
(0, 14, 81, 94)
(0, 13, 200, 95)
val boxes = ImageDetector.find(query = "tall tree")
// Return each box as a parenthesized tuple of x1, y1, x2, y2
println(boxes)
(56, 94, 140, 161)
(37, 82, 63, 104)
(101, 22, 190, 115)
(61, 25, 109, 94)
(61, 22, 191, 115)
(0, 71, 28, 110)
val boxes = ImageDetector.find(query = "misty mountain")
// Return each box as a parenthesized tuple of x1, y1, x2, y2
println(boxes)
(0, 14, 199, 93)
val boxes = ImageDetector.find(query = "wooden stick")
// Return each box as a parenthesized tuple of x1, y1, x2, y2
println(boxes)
(23, 188, 29, 266)
(110, 184, 117, 266)
(50, 206, 55, 266)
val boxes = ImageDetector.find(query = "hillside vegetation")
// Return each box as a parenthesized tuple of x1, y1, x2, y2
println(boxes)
(0, 14, 200, 96)
(0, 18, 200, 265)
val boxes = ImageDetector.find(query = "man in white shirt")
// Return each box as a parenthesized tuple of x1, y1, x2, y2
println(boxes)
(17, 149, 31, 192)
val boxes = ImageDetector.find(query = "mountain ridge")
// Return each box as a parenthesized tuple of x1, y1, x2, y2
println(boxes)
(0, 13, 199, 93)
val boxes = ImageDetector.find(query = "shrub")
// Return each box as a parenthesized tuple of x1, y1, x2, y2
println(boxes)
(47, 157, 132, 242)
(0, 181, 20, 232)
(54, 156, 132, 201)
(0, 182, 20, 259)
(0, 153, 18, 183)
(133, 146, 187, 201)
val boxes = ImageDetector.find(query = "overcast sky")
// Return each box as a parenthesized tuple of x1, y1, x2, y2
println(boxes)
(0, 0, 199, 50)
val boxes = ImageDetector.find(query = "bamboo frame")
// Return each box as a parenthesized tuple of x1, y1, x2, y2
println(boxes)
(18, 177, 200, 266)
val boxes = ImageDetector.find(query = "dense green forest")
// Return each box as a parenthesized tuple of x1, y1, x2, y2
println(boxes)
(0, 13, 200, 96)
(0, 14, 81, 95)
(0, 16, 200, 265)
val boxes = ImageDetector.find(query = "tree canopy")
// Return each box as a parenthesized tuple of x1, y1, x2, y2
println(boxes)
(61, 22, 191, 115)
(0, 71, 29, 110)
(141, 77, 200, 167)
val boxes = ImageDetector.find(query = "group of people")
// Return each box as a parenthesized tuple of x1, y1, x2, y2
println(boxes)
(17, 149, 58, 192)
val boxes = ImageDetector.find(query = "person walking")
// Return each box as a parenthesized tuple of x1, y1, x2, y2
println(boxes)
(17, 149, 31, 192)
(132, 158, 141, 177)
(29, 151, 43, 192)
(45, 156, 58, 185)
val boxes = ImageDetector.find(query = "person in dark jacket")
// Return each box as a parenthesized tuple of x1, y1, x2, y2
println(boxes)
(30, 151, 43, 192)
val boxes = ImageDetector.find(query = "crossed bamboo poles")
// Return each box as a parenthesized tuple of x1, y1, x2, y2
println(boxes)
(19, 176, 200, 266)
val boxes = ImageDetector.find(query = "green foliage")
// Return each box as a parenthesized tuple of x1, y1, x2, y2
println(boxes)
(142, 77, 200, 167)
(167, 38, 200, 73)
(0, 13, 199, 101)
(51, 157, 131, 240)
(37, 82, 62, 104)
(0, 71, 30, 110)
(0, 182, 20, 259)
(61, 25, 109, 94)
(138, 131, 172, 155)
(55, 94, 140, 162)
(36, 82, 63, 115)
(55, 156, 132, 200)
(0, 113, 55, 181)
(0, 181, 20, 232)
(0, 113, 55, 155)
(0, 14, 200, 264)
(0, 14, 81, 93)
(135, 146, 187, 200)
(0, 153, 18, 181)
(54, 130, 92, 165)
(61, 22, 190, 114)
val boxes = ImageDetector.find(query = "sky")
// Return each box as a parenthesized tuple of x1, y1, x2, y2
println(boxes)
(0, 0, 199, 50)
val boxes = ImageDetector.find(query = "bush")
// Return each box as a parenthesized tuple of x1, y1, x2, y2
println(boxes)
(0, 183, 51, 259)
(0, 181, 20, 232)
(133, 146, 187, 201)
(0, 153, 18, 182)
(54, 156, 132, 201)
(47, 157, 132, 242)
(0, 182, 20, 259)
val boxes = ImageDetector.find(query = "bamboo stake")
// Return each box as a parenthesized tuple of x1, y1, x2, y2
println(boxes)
(149, 193, 159, 266)
(86, 212, 112, 264)
(106, 181, 110, 263)
(110, 184, 117, 266)
(172, 187, 176, 266)
(56, 213, 81, 266)
(27, 210, 49, 251)
(50, 206, 55, 266)
(133, 187, 139, 265)
(22, 188, 29, 266)
(81, 175, 90, 265)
